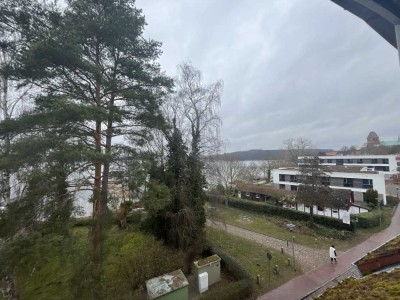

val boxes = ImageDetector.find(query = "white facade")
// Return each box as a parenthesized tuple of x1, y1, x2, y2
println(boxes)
(272, 167, 387, 205)
(299, 155, 398, 176)
(281, 203, 368, 219)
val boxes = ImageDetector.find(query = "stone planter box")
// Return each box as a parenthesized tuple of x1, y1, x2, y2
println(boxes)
(356, 249, 400, 276)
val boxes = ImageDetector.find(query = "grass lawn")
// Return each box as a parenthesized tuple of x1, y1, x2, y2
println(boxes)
(209, 204, 395, 251)
(206, 227, 301, 296)
(7, 226, 187, 300)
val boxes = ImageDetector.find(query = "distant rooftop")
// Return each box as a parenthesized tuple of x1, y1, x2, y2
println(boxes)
(278, 166, 378, 174)
(367, 131, 379, 140)
(301, 154, 396, 159)
(380, 141, 400, 147)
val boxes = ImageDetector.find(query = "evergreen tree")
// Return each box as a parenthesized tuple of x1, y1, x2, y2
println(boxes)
(0, 97, 98, 237)
(163, 119, 198, 250)
(5, 0, 172, 287)
(165, 62, 223, 245)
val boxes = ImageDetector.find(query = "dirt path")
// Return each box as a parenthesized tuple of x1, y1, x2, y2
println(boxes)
(206, 220, 329, 272)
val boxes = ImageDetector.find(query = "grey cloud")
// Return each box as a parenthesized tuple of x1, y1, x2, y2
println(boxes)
(137, 0, 400, 151)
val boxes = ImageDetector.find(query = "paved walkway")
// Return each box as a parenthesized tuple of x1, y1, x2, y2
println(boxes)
(301, 266, 361, 300)
(259, 203, 400, 300)
(206, 220, 327, 272)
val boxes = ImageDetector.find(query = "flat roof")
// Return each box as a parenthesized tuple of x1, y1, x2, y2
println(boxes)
(146, 269, 188, 300)
(300, 155, 395, 159)
(277, 166, 378, 174)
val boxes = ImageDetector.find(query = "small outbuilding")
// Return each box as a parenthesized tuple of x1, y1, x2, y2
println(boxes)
(193, 254, 221, 287)
(145, 269, 189, 300)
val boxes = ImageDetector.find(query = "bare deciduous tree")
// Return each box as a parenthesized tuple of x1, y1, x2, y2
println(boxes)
(205, 155, 246, 206)
(243, 161, 260, 183)
(296, 156, 331, 224)
(283, 137, 313, 163)
(206, 155, 246, 191)
(168, 62, 223, 155)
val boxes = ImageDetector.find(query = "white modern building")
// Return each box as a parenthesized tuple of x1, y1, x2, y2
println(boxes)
(299, 155, 399, 177)
(272, 166, 387, 205)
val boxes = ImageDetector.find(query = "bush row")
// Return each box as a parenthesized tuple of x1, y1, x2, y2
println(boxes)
(351, 210, 381, 228)
(208, 194, 355, 231)
(200, 246, 253, 300)
(72, 211, 143, 227)
(386, 196, 399, 208)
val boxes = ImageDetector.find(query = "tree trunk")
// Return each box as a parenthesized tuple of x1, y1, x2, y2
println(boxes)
(91, 43, 103, 297)
(309, 206, 314, 224)
(92, 118, 102, 264)
(1, 74, 11, 204)
(100, 92, 115, 216)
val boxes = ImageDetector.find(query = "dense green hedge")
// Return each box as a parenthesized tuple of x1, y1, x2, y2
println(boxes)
(386, 196, 399, 208)
(72, 211, 143, 227)
(199, 279, 252, 300)
(208, 194, 355, 231)
(200, 246, 253, 300)
(351, 210, 381, 228)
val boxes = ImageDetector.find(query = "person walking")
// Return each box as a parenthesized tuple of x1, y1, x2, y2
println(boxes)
(329, 245, 337, 263)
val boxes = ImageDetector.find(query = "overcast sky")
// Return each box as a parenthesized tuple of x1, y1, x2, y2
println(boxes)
(136, 0, 400, 152)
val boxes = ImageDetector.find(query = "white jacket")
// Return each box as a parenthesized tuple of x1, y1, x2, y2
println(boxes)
(329, 246, 336, 258)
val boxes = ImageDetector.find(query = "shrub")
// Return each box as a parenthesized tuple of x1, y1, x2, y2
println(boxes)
(386, 196, 399, 208)
(126, 211, 143, 224)
(364, 189, 378, 206)
(103, 232, 186, 295)
(199, 279, 252, 300)
(199, 246, 253, 300)
(208, 194, 354, 231)
(351, 210, 381, 228)
(72, 216, 93, 227)
(210, 247, 252, 281)
(72, 211, 143, 227)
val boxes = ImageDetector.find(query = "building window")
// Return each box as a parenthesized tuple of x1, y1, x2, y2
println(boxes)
(383, 159, 389, 164)
(344, 178, 353, 187)
(279, 174, 285, 182)
(290, 175, 296, 182)
(279, 184, 285, 190)
(357, 159, 363, 163)
(362, 179, 373, 189)
(291, 185, 298, 191)
(375, 166, 390, 172)
(327, 159, 332, 163)
(372, 159, 377, 164)
(336, 159, 344, 166)
(347, 159, 353, 164)
(255, 193, 260, 199)
(320, 159, 324, 164)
